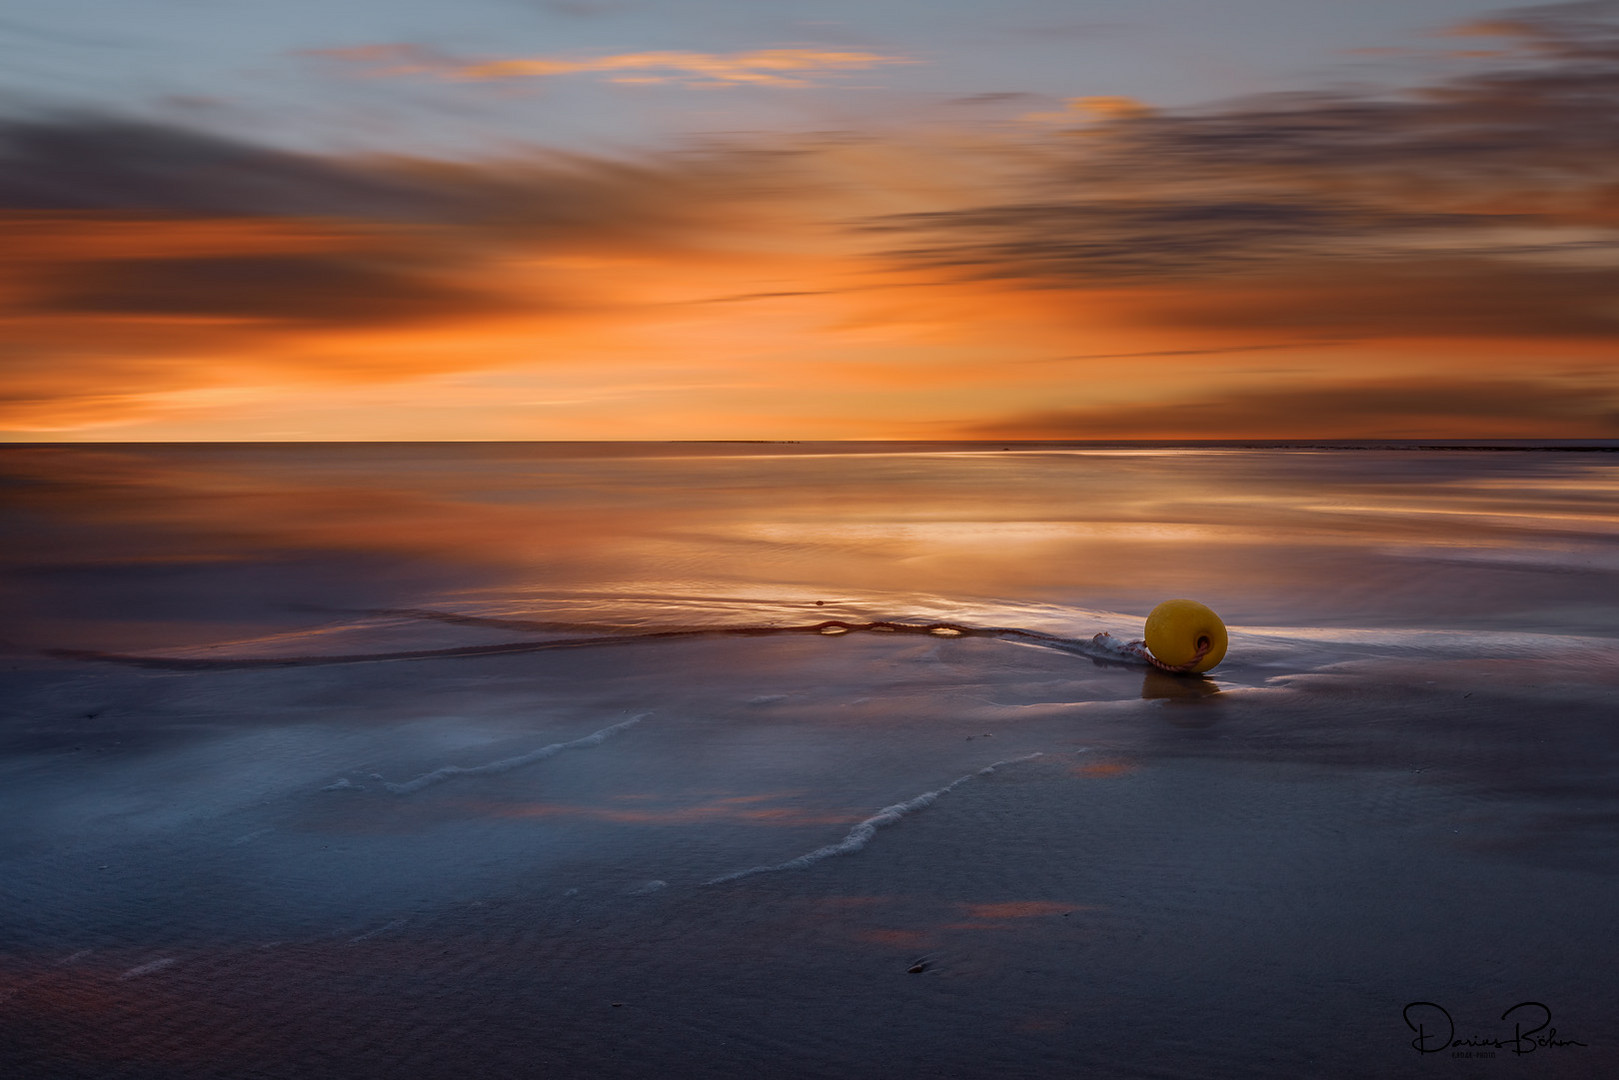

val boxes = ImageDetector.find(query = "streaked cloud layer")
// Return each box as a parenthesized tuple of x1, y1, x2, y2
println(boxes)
(1, 0, 1617, 439)
(969, 379, 1619, 440)
(311, 45, 914, 87)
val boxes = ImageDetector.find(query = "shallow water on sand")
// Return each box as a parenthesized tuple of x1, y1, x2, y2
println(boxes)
(2, 443, 1617, 1078)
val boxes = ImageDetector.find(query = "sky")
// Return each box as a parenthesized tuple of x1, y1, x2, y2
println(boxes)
(1, 0, 1617, 440)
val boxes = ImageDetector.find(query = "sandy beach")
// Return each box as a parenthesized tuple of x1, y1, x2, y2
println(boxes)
(2, 443, 1616, 1078)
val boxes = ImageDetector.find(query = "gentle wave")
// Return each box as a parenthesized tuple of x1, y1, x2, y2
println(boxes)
(380, 714, 648, 795)
(704, 752, 1045, 885)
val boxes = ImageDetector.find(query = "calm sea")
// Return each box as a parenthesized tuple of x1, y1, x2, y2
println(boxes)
(5, 440, 1618, 649)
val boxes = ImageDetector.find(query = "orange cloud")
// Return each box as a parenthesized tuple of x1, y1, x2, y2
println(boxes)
(7, 1, 1619, 442)
(1071, 95, 1154, 119)
(1441, 18, 1541, 39)
(0, 116, 880, 434)
(1022, 95, 1156, 125)
(460, 48, 912, 87)
(311, 45, 914, 87)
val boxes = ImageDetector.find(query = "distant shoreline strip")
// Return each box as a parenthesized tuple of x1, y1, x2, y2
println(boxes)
(704, 752, 1044, 885)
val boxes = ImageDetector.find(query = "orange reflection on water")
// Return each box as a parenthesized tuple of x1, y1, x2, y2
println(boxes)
(0, 952, 254, 1072)
(938, 899, 1095, 930)
(6, 444, 1618, 656)
(853, 928, 935, 950)
(1070, 760, 1136, 778)
(958, 901, 1085, 920)
(1140, 671, 1222, 701)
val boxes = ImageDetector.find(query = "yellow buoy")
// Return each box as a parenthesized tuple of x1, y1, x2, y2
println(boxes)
(1143, 599, 1228, 674)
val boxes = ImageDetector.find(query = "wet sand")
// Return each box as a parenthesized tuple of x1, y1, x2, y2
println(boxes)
(3, 629, 1616, 1079)
(3, 442, 1616, 1077)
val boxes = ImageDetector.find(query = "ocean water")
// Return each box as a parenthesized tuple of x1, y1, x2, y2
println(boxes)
(2, 442, 1616, 1078)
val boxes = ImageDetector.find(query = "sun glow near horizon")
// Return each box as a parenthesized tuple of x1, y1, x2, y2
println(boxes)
(3, 1, 1619, 441)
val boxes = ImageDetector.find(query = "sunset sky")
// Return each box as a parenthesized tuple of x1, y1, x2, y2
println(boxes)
(3, 0, 1617, 440)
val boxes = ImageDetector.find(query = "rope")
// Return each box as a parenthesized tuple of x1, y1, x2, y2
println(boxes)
(1113, 634, 1212, 674)
(46, 613, 1212, 673)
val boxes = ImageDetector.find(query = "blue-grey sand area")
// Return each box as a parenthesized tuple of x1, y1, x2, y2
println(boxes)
(2, 443, 1616, 1078)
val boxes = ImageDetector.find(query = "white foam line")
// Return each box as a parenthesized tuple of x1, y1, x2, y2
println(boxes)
(705, 752, 1043, 885)
(384, 713, 648, 795)
(120, 958, 176, 980)
(348, 918, 407, 944)
(1076, 631, 1150, 662)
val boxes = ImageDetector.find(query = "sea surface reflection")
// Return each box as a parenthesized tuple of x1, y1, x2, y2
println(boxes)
(4, 441, 1616, 655)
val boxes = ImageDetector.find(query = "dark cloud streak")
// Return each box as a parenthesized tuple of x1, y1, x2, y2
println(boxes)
(0, 114, 447, 220)
(874, 1, 1619, 339)
(0, 111, 792, 334)
(971, 378, 1619, 439)
(39, 253, 507, 325)
(875, 197, 1482, 280)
